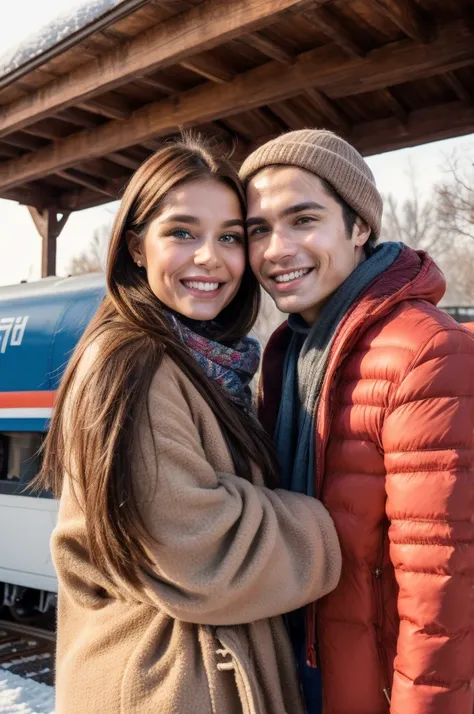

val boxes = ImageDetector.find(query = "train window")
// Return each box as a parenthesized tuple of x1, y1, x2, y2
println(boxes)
(0, 433, 45, 496)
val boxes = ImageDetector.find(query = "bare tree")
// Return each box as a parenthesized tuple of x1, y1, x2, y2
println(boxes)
(382, 160, 448, 258)
(436, 152, 474, 243)
(68, 223, 111, 275)
(382, 156, 474, 306)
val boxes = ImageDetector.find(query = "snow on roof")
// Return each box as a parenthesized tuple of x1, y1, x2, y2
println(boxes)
(0, 0, 128, 81)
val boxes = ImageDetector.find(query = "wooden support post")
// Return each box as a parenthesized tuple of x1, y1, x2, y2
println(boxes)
(27, 206, 70, 277)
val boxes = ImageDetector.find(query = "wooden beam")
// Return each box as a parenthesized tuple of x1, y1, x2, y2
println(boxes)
(304, 88, 351, 133)
(0, 144, 22, 158)
(302, 5, 364, 59)
(27, 207, 70, 277)
(54, 107, 101, 129)
(353, 100, 474, 156)
(442, 71, 472, 103)
(240, 32, 295, 64)
(1, 20, 473, 191)
(0, 0, 318, 137)
(0, 134, 44, 151)
(378, 88, 408, 123)
(1, 184, 56, 209)
(134, 76, 180, 95)
(180, 53, 235, 83)
(79, 94, 132, 120)
(106, 152, 143, 170)
(267, 102, 308, 129)
(56, 169, 117, 197)
(78, 156, 129, 180)
(371, 0, 433, 44)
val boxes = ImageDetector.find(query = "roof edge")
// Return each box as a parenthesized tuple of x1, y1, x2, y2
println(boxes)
(0, 0, 150, 90)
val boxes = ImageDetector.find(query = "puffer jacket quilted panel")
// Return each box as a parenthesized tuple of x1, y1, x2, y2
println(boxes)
(259, 247, 474, 714)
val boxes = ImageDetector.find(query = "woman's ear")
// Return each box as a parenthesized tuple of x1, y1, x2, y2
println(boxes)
(126, 230, 146, 268)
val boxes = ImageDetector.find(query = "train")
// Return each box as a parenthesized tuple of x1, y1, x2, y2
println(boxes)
(0, 272, 472, 622)
(0, 273, 104, 621)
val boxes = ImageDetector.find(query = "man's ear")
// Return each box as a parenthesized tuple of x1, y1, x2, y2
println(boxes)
(126, 230, 145, 267)
(352, 217, 371, 248)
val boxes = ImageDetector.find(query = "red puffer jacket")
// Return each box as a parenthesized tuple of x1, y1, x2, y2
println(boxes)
(260, 246, 474, 714)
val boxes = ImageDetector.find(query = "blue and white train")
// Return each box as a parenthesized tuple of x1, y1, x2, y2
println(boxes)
(0, 274, 104, 619)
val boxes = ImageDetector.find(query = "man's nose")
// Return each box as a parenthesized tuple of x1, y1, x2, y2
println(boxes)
(263, 230, 297, 262)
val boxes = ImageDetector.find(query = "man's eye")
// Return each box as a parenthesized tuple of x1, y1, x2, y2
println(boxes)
(295, 216, 315, 225)
(249, 226, 269, 237)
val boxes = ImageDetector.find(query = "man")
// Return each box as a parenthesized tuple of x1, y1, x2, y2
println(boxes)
(239, 129, 474, 714)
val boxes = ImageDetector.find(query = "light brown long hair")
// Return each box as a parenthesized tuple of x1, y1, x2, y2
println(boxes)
(36, 137, 279, 586)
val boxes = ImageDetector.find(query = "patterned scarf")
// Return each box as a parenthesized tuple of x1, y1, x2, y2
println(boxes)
(165, 312, 260, 412)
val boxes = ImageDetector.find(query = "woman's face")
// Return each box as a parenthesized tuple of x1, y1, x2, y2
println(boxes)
(128, 179, 246, 321)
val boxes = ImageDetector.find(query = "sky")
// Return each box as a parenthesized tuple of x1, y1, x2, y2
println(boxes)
(0, 0, 473, 287)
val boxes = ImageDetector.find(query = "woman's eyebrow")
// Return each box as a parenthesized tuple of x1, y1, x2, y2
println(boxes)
(163, 214, 199, 224)
(222, 219, 245, 228)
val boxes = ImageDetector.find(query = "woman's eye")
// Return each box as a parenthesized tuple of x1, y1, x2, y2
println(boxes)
(172, 229, 193, 240)
(219, 233, 242, 244)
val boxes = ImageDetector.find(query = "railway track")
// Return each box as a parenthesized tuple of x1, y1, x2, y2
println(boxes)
(0, 620, 55, 686)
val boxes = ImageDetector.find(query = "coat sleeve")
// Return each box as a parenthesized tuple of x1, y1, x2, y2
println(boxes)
(382, 326, 474, 714)
(133, 360, 341, 625)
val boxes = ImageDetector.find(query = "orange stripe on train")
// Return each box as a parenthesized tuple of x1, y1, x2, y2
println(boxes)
(0, 391, 56, 408)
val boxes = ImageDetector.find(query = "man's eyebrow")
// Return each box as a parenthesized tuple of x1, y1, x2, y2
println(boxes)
(222, 219, 245, 228)
(281, 201, 326, 218)
(246, 201, 327, 227)
(245, 216, 266, 227)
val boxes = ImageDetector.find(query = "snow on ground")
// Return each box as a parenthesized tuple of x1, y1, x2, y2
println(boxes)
(0, 670, 54, 714)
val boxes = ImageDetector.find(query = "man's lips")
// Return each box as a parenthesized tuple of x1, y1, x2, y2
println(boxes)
(267, 267, 314, 290)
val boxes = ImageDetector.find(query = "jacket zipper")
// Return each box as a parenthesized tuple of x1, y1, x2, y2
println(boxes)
(372, 524, 391, 707)
(305, 385, 339, 669)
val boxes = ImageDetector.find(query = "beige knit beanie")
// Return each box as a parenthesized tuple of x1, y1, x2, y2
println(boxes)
(239, 129, 383, 239)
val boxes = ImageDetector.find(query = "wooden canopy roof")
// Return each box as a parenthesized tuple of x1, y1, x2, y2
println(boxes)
(0, 0, 473, 217)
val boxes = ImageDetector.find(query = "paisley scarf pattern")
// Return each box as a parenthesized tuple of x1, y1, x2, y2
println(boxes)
(166, 312, 260, 412)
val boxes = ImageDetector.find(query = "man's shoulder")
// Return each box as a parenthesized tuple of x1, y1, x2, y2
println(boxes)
(363, 298, 474, 371)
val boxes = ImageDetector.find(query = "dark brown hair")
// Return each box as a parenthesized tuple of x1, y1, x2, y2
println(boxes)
(320, 178, 376, 256)
(36, 136, 279, 586)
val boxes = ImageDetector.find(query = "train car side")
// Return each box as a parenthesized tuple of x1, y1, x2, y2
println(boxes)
(0, 274, 104, 620)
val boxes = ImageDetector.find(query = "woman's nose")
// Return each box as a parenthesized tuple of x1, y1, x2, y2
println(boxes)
(194, 239, 221, 269)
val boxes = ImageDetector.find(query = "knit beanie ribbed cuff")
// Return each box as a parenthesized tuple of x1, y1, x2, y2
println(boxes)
(239, 130, 383, 239)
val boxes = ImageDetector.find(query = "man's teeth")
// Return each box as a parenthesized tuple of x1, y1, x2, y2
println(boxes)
(184, 281, 220, 292)
(274, 268, 310, 283)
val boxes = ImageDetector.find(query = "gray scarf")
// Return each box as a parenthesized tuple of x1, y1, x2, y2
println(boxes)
(274, 241, 401, 496)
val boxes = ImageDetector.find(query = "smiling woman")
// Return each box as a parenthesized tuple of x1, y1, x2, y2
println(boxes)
(126, 179, 246, 321)
(32, 135, 341, 714)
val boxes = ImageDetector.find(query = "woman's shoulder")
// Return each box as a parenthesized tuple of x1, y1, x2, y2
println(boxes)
(148, 354, 203, 414)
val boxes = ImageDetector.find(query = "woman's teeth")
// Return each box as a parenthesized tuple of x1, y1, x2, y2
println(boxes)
(274, 268, 310, 283)
(183, 281, 220, 292)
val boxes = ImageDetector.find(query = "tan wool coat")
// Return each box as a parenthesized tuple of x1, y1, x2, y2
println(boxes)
(52, 355, 341, 714)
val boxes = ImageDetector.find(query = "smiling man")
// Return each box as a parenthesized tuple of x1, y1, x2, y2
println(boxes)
(240, 130, 474, 714)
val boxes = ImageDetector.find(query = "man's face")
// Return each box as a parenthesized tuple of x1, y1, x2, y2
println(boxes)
(246, 166, 370, 324)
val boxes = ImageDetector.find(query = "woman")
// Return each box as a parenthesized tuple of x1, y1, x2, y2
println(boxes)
(39, 138, 341, 714)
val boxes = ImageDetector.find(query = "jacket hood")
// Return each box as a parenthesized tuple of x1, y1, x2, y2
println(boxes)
(376, 244, 445, 308)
